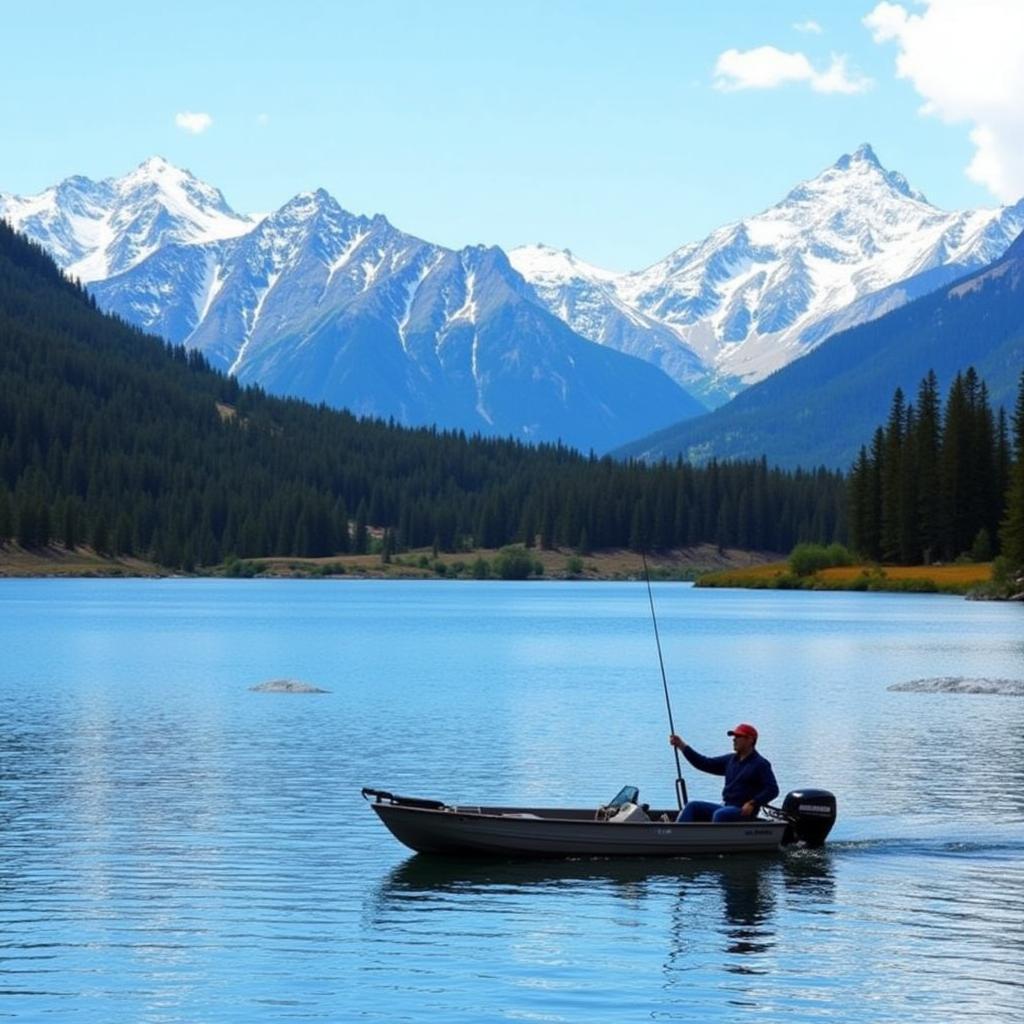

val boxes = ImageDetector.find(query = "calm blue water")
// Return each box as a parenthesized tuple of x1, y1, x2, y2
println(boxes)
(1, 580, 1022, 1022)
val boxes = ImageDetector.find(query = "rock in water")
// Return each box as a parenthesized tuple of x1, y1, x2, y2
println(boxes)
(249, 679, 330, 694)
(888, 677, 1024, 696)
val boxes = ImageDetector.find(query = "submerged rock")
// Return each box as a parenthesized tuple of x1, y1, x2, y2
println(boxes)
(888, 677, 1024, 696)
(249, 679, 330, 694)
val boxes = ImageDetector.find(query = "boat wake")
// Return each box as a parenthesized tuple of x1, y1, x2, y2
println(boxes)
(827, 829, 1024, 861)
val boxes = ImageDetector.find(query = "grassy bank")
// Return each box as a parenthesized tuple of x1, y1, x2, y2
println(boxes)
(0, 543, 778, 582)
(696, 560, 994, 595)
(0, 544, 165, 578)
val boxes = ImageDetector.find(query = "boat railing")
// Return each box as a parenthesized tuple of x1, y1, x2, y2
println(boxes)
(361, 788, 447, 810)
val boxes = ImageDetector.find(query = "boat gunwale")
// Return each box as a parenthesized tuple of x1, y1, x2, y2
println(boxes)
(370, 799, 787, 832)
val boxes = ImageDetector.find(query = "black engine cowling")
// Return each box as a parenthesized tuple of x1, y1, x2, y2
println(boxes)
(781, 789, 837, 847)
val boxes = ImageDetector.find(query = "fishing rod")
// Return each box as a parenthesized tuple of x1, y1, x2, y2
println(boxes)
(641, 551, 688, 810)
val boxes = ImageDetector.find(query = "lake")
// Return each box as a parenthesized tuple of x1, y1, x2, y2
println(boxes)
(1, 579, 1022, 1022)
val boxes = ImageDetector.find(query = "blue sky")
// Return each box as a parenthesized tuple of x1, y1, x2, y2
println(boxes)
(2, 1, 1022, 269)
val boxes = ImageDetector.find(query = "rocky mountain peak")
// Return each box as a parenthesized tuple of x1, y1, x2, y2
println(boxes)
(834, 142, 881, 171)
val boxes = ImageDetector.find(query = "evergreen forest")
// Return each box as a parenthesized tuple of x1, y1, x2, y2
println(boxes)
(848, 368, 1024, 570)
(0, 221, 846, 569)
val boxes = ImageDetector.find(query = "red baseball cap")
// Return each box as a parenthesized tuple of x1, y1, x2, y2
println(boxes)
(728, 723, 758, 740)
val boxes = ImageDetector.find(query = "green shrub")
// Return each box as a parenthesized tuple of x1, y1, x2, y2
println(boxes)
(789, 542, 852, 576)
(471, 557, 490, 579)
(492, 545, 536, 580)
(825, 543, 853, 567)
(223, 555, 262, 578)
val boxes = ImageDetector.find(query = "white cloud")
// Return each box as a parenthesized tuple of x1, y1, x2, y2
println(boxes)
(175, 111, 213, 135)
(811, 55, 872, 95)
(865, 0, 1024, 201)
(714, 46, 871, 94)
(793, 19, 824, 34)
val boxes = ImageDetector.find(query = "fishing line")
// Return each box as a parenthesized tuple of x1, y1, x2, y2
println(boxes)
(642, 551, 687, 809)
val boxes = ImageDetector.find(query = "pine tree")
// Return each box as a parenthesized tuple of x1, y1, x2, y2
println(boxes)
(114, 512, 133, 556)
(995, 407, 1011, 538)
(914, 370, 943, 564)
(898, 404, 920, 563)
(0, 487, 12, 543)
(848, 446, 871, 557)
(999, 371, 1024, 569)
(879, 388, 905, 562)
(629, 498, 649, 553)
(940, 372, 972, 558)
(861, 428, 885, 560)
(352, 499, 369, 555)
(15, 490, 44, 548)
(91, 514, 110, 555)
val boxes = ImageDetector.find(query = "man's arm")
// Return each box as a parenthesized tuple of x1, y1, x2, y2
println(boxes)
(750, 759, 780, 807)
(681, 744, 730, 776)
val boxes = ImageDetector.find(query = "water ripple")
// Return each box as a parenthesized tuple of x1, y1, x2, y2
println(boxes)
(2, 580, 1023, 1022)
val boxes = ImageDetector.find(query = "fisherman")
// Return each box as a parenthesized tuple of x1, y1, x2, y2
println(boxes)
(669, 723, 779, 823)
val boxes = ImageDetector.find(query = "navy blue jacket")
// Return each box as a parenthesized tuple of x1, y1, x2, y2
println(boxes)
(682, 745, 779, 808)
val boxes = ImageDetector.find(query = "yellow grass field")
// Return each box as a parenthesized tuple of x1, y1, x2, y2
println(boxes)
(818, 564, 991, 586)
(698, 560, 993, 594)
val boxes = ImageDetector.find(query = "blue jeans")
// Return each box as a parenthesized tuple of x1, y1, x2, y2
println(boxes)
(675, 800, 745, 823)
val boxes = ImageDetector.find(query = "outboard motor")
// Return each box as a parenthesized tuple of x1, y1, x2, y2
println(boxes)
(781, 789, 837, 847)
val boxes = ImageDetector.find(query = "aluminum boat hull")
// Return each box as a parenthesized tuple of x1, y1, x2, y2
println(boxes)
(369, 799, 788, 858)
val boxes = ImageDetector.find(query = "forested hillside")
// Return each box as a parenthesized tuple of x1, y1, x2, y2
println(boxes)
(0, 221, 846, 569)
(848, 368, 1024, 571)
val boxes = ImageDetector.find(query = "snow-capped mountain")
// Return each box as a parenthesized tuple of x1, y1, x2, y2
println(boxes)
(88, 186, 704, 451)
(10, 146, 1021, 451)
(618, 223, 1024, 470)
(509, 245, 730, 408)
(0, 157, 255, 283)
(510, 144, 1024, 401)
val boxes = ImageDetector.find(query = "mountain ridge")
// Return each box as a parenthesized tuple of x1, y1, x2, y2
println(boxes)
(616, 228, 1024, 470)
(7, 148, 1024, 456)
(511, 143, 1024, 401)
(32, 170, 704, 452)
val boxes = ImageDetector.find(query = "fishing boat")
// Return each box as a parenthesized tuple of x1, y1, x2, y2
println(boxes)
(365, 562, 837, 861)
(361, 785, 837, 858)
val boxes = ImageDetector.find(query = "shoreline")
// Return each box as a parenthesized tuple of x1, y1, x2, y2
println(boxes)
(0, 543, 777, 582)
(3, 544, 1017, 598)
